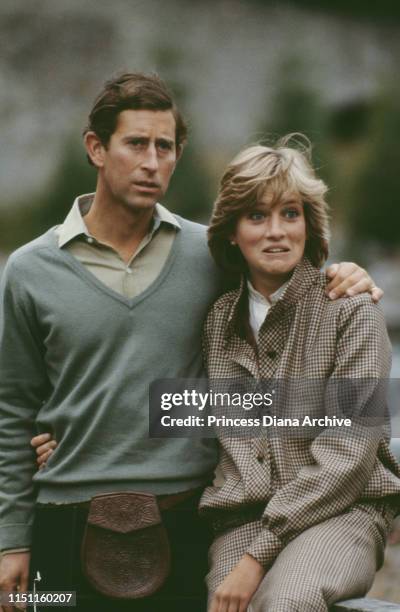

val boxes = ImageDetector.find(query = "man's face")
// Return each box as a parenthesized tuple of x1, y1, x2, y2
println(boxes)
(92, 109, 180, 211)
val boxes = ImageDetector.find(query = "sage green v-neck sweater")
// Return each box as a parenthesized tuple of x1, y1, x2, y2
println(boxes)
(0, 217, 221, 549)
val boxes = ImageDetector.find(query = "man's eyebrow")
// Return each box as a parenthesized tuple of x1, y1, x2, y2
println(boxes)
(156, 137, 175, 145)
(123, 134, 149, 141)
(121, 135, 175, 145)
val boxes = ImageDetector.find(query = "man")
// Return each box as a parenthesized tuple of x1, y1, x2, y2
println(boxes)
(0, 72, 380, 612)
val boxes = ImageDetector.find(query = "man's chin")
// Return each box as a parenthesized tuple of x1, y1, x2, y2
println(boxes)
(122, 197, 159, 212)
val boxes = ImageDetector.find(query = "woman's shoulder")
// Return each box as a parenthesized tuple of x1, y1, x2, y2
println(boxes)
(203, 288, 240, 337)
(210, 288, 241, 312)
(335, 293, 386, 332)
(309, 270, 380, 313)
(300, 272, 387, 340)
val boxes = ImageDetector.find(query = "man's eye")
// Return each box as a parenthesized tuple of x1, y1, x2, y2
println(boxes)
(129, 139, 145, 147)
(157, 141, 173, 151)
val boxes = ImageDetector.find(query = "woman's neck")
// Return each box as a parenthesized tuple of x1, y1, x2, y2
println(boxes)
(249, 272, 292, 300)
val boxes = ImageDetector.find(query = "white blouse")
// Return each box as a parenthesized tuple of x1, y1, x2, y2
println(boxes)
(247, 279, 288, 342)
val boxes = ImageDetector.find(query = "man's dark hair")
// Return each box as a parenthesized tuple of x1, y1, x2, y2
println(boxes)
(84, 72, 188, 164)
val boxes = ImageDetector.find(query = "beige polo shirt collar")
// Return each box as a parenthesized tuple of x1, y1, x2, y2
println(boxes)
(57, 193, 181, 248)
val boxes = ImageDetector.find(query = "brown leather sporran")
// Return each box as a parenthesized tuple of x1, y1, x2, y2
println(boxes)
(81, 491, 170, 599)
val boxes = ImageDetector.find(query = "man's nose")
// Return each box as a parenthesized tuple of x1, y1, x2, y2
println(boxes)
(141, 145, 159, 172)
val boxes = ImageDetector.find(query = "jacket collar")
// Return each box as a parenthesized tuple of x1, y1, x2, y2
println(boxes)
(225, 258, 321, 341)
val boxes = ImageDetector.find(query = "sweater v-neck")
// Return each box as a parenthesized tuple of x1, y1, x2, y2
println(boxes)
(45, 225, 181, 310)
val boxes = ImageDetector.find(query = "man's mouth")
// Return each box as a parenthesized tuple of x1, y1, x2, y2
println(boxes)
(133, 181, 160, 192)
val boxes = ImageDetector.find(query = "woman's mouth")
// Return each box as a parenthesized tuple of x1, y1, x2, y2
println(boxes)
(263, 247, 289, 253)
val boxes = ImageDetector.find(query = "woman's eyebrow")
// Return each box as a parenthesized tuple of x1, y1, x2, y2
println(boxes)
(280, 199, 302, 206)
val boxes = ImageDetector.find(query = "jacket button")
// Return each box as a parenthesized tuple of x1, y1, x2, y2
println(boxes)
(257, 454, 264, 464)
(266, 350, 277, 359)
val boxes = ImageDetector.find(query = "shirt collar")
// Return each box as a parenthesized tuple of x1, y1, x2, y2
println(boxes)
(57, 194, 181, 248)
(57, 194, 93, 247)
(154, 202, 181, 231)
(246, 279, 289, 306)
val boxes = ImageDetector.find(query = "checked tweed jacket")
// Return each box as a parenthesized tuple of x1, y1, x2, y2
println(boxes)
(199, 258, 400, 570)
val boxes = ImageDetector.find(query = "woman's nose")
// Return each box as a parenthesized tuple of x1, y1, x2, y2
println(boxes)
(265, 216, 285, 238)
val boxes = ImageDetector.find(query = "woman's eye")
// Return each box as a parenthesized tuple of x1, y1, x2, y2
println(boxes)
(248, 212, 265, 221)
(284, 208, 300, 219)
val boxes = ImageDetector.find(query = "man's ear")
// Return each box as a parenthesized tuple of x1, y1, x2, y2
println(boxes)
(84, 131, 106, 168)
(175, 143, 184, 165)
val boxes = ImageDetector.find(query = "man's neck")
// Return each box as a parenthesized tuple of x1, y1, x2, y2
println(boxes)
(84, 191, 155, 263)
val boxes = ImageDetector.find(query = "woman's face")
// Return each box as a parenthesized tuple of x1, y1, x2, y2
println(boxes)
(231, 190, 306, 294)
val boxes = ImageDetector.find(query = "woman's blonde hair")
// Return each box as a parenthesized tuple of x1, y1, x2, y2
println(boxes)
(208, 134, 330, 274)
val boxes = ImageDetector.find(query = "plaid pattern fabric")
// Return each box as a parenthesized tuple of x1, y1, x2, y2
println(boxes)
(207, 504, 393, 611)
(200, 258, 400, 569)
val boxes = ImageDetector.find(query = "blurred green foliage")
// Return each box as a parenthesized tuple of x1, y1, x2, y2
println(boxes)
(348, 91, 400, 256)
(249, 0, 400, 22)
(0, 139, 95, 250)
(163, 141, 213, 222)
(31, 140, 96, 234)
(259, 58, 325, 140)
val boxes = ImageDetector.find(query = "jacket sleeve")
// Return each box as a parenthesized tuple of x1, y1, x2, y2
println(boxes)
(0, 257, 50, 550)
(202, 307, 214, 374)
(246, 295, 391, 568)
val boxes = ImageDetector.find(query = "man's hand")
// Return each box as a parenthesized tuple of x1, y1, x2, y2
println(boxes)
(30, 433, 57, 469)
(209, 553, 265, 612)
(326, 262, 383, 302)
(0, 552, 30, 612)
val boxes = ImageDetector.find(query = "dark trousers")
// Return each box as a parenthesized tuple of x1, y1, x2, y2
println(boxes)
(29, 492, 212, 612)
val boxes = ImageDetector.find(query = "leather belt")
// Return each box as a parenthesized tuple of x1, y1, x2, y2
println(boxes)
(37, 486, 203, 512)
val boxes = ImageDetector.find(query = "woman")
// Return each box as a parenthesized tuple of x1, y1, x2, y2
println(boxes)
(200, 135, 400, 612)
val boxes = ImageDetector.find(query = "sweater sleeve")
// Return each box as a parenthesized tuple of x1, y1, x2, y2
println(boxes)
(0, 258, 51, 550)
(246, 296, 391, 568)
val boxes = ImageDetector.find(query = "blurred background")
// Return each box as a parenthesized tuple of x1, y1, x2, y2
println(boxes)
(1, 0, 400, 321)
(0, 0, 400, 600)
